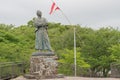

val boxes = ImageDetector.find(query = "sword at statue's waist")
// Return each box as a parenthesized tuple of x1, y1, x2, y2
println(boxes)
(35, 25, 47, 32)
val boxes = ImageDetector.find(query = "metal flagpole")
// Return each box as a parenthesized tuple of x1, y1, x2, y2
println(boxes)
(49, 0, 77, 76)
(74, 26, 77, 76)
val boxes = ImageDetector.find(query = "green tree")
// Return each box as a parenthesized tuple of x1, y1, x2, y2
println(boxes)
(80, 27, 120, 77)
(58, 49, 90, 75)
(109, 44, 120, 63)
(0, 21, 120, 77)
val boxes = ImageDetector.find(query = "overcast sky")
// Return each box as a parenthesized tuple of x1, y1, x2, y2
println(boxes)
(0, 0, 120, 29)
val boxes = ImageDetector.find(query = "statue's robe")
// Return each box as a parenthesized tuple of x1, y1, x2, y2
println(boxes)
(34, 17, 51, 50)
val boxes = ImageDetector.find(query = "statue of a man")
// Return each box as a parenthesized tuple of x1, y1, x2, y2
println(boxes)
(34, 10, 52, 51)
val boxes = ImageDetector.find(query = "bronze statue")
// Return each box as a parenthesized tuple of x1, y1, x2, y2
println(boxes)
(34, 10, 52, 51)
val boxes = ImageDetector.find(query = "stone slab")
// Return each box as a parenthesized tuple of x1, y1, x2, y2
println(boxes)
(24, 74, 35, 79)
(32, 51, 54, 56)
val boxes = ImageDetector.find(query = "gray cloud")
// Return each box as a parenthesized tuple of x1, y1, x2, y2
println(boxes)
(0, 0, 120, 29)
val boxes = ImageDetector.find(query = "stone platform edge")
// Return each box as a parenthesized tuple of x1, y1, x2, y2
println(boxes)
(32, 52, 55, 56)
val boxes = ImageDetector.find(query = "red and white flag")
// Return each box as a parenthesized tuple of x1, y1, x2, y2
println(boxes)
(49, 2, 60, 15)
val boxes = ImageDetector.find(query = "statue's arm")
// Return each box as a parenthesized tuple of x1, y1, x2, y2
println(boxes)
(34, 18, 40, 32)
(34, 19, 41, 28)
(34, 17, 48, 31)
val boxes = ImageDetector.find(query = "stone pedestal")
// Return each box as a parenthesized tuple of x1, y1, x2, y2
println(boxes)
(30, 52, 58, 79)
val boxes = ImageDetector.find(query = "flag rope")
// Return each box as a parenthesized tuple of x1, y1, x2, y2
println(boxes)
(49, 0, 77, 76)
(50, 0, 71, 25)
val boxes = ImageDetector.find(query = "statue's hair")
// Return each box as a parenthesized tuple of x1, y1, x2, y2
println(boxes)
(37, 10, 42, 17)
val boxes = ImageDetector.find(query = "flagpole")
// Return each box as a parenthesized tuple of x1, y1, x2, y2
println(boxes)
(49, 0, 77, 76)
(74, 26, 77, 76)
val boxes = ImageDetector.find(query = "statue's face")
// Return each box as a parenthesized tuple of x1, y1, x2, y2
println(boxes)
(37, 10, 42, 17)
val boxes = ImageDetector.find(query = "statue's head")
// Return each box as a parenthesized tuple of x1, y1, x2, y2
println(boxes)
(36, 10, 42, 17)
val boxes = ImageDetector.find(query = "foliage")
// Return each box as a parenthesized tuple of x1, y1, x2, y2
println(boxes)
(59, 49, 90, 67)
(79, 27, 120, 77)
(58, 49, 90, 76)
(0, 21, 120, 77)
(108, 44, 120, 63)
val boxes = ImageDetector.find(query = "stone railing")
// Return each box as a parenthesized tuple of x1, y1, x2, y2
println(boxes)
(0, 62, 25, 79)
(111, 62, 120, 78)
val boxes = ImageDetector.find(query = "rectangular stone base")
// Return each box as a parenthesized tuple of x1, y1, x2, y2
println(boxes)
(30, 52, 58, 78)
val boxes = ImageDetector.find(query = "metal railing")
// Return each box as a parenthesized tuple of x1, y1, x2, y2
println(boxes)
(0, 62, 25, 80)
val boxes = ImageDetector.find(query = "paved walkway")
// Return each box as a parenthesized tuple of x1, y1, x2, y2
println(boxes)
(11, 76, 120, 80)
